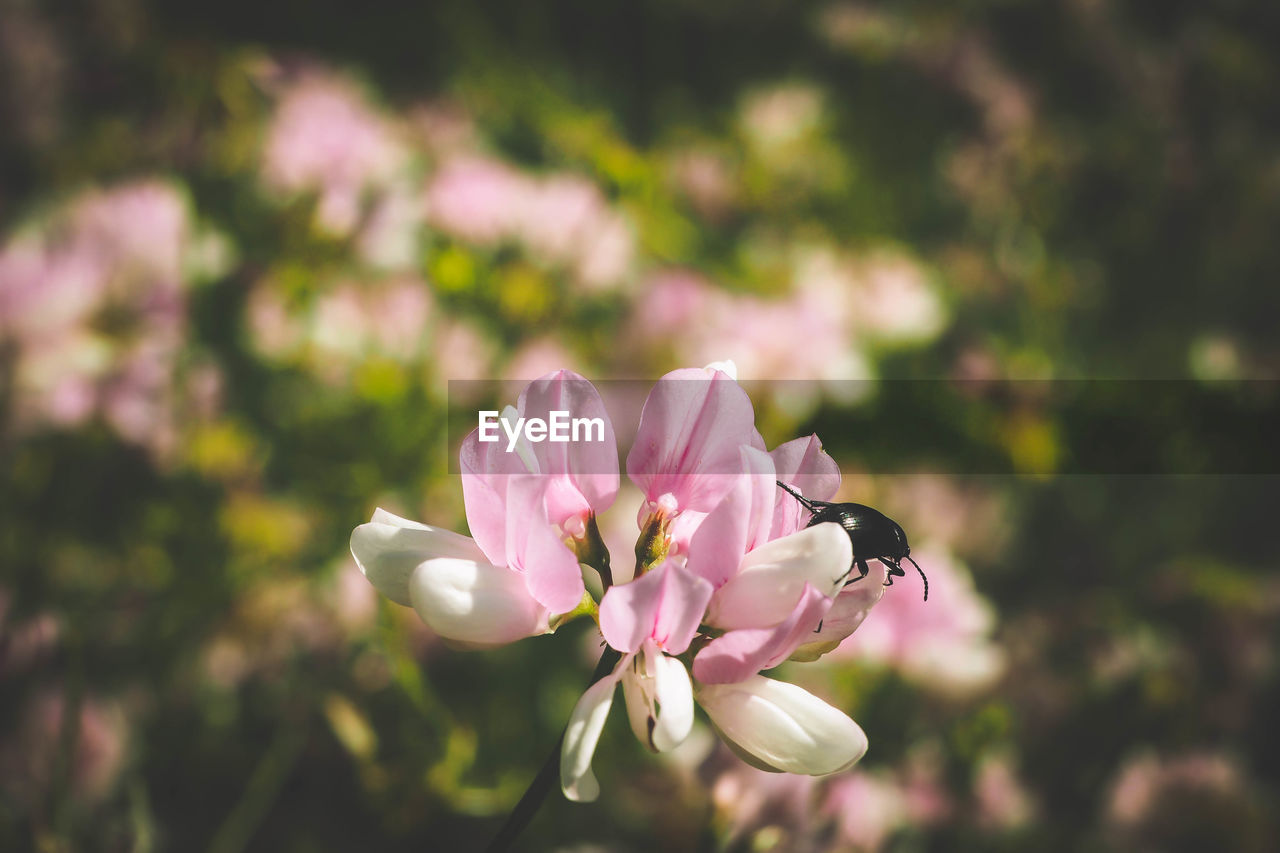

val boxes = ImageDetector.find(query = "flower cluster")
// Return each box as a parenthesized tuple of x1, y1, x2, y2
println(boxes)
(351, 365, 889, 801)
(0, 180, 228, 457)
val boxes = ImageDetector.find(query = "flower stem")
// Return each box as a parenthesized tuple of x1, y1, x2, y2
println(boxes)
(483, 646, 623, 853)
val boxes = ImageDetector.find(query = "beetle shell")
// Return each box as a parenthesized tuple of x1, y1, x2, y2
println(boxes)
(804, 502, 910, 562)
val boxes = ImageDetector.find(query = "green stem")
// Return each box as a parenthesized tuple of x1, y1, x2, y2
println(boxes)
(483, 646, 623, 853)
(573, 513, 613, 592)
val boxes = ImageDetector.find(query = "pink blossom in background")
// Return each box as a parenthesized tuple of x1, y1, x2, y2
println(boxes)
(708, 749, 951, 851)
(424, 156, 635, 289)
(884, 474, 1008, 556)
(667, 149, 738, 221)
(824, 772, 910, 851)
(572, 209, 634, 290)
(0, 180, 219, 458)
(851, 252, 946, 343)
(834, 547, 1004, 692)
(69, 181, 189, 284)
(356, 186, 426, 272)
(626, 269, 871, 386)
(975, 752, 1035, 830)
(245, 284, 306, 360)
(711, 287, 868, 382)
(509, 172, 634, 289)
(711, 759, 818, 844)
(365, 279, 433, 361)
(310, 284, 373, 371)
(630, 270, 717, 331)
(247, 277, 433, 385)
(1107, 751, 1244, 826)
(326, 562, 380, 636)
(516, 174, 604, 262)
(431, 320, 497, 382)
(200, 570, 393, 690)
(424, 156, 525, 245)
(793, 246, 945, 348)
(261, 72, 407, 235)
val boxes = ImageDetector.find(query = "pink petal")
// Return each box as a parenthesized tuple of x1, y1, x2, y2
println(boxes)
(504, 476, 585, 614)
(460, 425, 529, 565)
(705, 523, 852, 630)
(686, 447, 776, 588)
(693, 584, 833, 684)
(812, 561, 888, 645)
(517, 370, 620, 522)
(626, 368, 765, 513)
(599, 560, 713, 655)
(770, 435, 841, 539)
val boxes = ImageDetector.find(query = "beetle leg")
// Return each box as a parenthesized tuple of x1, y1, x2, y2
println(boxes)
(838, 559, 871, 588)
(813, 619, 824, 634)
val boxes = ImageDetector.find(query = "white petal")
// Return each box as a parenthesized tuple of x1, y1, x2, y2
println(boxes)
(351, 508, 488, 606)
(704, 360, 738, 381)
(561, 665, 623, 802)
(500, 404, 539, 473)
(408, 558, 547, 646)
(697, 675, 868, 775)
(705, 524, 852, 630)
(621, 644, 694, 753)
(649, 652, 695, 752)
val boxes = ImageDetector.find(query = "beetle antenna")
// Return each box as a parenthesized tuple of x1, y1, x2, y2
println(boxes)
(775, 480, 818, 512)
(905, 555, 928, 601)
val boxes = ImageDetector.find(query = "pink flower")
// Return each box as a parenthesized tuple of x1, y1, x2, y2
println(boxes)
(710, 758, 818, 845)
(460, 369, 619, 554)
(626, 365, 765, 518)
(688, 445, 879, 684)
(354, 364, 888, 801)
(354, 371, 619, 640)
(424, 156, 526, 244)
(624, 269, 871, 386)
(1107, 751, 1243, 827)
(349, 497, 556, 647)
(975, 752, 1035, 829)
(0, 180, 217, 459)
(561, 560, 713, 801)
(823, 771, 910, 850)
(424, 159, 635, 288)
(261, 73, 406, 235)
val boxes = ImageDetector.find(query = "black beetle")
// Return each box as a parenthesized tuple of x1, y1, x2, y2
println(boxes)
(776, 480, 928, 601)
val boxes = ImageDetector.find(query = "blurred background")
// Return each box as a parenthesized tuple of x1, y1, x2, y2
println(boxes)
(2, 1, 1279, 850)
